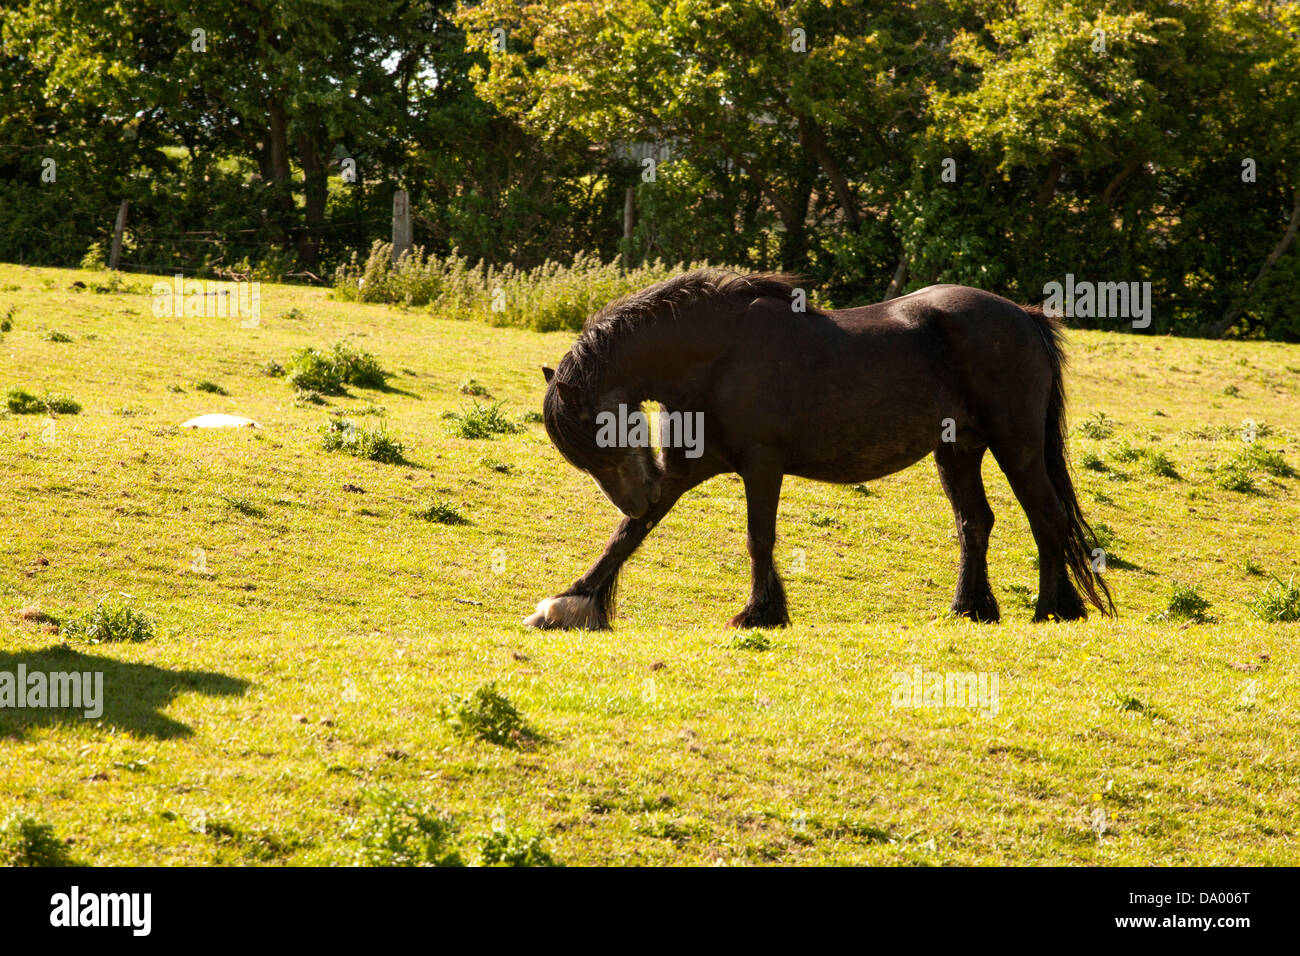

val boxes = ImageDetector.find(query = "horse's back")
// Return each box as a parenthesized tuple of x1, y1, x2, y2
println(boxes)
(828, 284, 1028, 332)
(829, 284, 1050, 386)
(741, 283, 1055, 480)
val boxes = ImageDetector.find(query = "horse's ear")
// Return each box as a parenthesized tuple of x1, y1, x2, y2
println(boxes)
(542, 365, 555, 384)
(555, 380, 583, 407)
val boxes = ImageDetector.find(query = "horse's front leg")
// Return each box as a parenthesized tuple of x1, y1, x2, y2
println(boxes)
(728, 459, 790, 628)
(524, 464, 716, 629)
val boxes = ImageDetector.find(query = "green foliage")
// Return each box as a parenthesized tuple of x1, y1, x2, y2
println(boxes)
(216, 492, 264, 518)
(443, 683, 534, 747)
(5, 0, 1299, 336)
(346, 792, 560, 867)
(732, 630, 772, 651)
(1111, 442, 1144, 464)
(445, 402, 525, 439)
(77, 273, 149, 295)
(47, 395, 82, 414)
(1186, 421, 1276, 441)
(416, 500, 469, 525)
(1214, 443, 1296, 492)
(80, 243, 107, 271)
(1144, 452, 1180, 479)
(60, 596, 156, 644)
(288, 343, 388, 394)
(1090, 523, 1118, 550)
(320, 419, 405, 464)
(1108, 691, 1170, 723)
(1077, 412, 1116, 440)
(1146, 584, 1214, 624)
(192, 380, 227, 395)
(5, 388, 80, 415)
(478, 829, 561, 867)
(330, 342, 389, 389)
(333, 243, 717, 332)
(0, 813, 75, 866)
(43, 330, 73, 343)
(6, 388, 48, 414)
(289, 349, 345, 395)
(1247, 575, 1300, 623)
(1231, 444, 1297, 479)
(191, 815, 303, 862)
(347, 790, 464, 867)
(1214, 464, 1256, 493)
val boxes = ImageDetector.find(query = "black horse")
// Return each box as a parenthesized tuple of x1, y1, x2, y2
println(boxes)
(527, 270, 1114, 629)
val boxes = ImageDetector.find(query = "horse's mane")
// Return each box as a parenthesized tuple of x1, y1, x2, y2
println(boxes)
(564, 269, 802, 390)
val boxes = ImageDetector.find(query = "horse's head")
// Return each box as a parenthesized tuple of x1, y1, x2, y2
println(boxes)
(541, 363, 662, 519)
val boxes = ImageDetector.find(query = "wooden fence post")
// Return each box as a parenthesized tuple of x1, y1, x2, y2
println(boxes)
(109, 199, 129, 270)
(622, 186, 635, 270)
(391, 189, 411, 263)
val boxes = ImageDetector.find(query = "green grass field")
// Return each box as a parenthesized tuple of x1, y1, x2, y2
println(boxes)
(1, 262, 1298, 866)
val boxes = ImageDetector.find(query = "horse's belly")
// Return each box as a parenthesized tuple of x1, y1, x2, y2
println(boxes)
(787, 445, 934, 484)
(781, 389, 946, 484)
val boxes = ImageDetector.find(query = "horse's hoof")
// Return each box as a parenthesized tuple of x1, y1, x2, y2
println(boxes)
(522, 605, 551, 628)
(727, 609, 789, 629)
(522, 595, 603, 630)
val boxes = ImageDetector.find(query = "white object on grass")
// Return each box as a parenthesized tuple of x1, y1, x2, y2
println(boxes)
(181, 414, 260, 429)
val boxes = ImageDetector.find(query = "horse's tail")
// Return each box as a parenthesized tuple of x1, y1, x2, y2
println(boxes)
(1022, 304, 1116, 617)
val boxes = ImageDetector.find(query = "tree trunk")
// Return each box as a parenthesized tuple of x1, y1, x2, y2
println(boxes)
(1102, 157, 1142, 207)
(724, 149, 810, 270)
(801, 117, 860, 228)
(883, 250, 908, 300)
(297, 132, 326, 268)
(1036, 161, 1063, 208)
(268, 103, 291, 184)
(263, 102, 294, 250)
(1210, 186, 1300, 337)
(779, 186, 812, 272)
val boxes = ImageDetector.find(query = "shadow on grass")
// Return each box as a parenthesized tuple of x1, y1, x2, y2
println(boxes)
(370, 381, 422, 400)
(1105, 555, 1156, 574)
(0, 646, 249, 740)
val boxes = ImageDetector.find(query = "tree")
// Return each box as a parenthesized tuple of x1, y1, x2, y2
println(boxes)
(7, 0, 423, 268)
(457, 0, 943, 277)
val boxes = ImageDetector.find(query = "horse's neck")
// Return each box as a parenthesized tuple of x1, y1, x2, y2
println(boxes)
(599, 310, 732, 403)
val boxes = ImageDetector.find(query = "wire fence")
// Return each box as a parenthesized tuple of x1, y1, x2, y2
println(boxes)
(78, 215, 395, 284)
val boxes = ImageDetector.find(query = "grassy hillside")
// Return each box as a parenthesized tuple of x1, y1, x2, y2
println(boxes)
(1, 263, 1297, 866)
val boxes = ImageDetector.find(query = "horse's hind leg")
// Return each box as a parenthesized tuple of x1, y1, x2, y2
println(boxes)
(729, 458, 789, 629)
(934, 443, 999, 622)
(991, 450, 1087, 622)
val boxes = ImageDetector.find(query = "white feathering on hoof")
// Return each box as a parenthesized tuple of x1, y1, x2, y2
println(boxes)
(522, 595, 602, 629)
